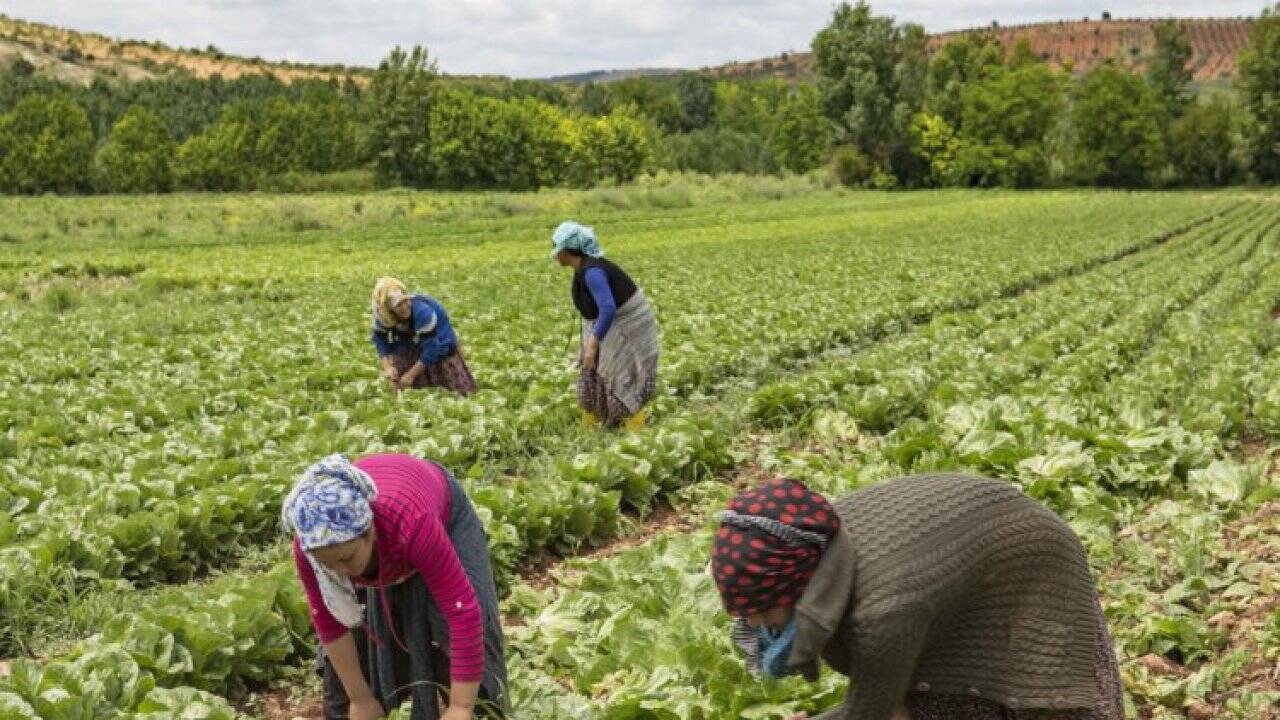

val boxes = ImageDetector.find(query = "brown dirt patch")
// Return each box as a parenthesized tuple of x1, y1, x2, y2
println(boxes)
(237, 686, 323, 720)
(1202, 500, 1280, 717)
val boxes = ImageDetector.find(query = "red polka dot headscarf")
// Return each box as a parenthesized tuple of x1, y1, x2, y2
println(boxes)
(711, 478, 841, 617)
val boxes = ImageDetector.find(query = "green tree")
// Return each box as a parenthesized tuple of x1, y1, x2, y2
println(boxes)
(1147, 20, 1194, 119)
(1067, 62, 1167, 187)
(1007, 38, 1042, 69)
(606, 78, 683, 133)
(255, 91, 358, 174)
(510, 98, 573, 188)
(364, 45, 437, 187)
(1236, 6, 1280, 181)
(674, 72, 717, 131)
(567, 110, 653, 186)
(812, 1, 928, 183)
(664, 128, 776, 175)
(578, 83, 613, 116)
(1168, 97, 1245, 186)
(713, 79, 786, 137)
(93, 104, 174, 193)
(952, 62, 1065, 187)
(909, 112, 959, 186)
(925, 32, 1003, 127)
(769, 85, 832, 173)
(0, 93, 95, 194)
(173, 102, 261, 190)
(428, 90, 572, 190)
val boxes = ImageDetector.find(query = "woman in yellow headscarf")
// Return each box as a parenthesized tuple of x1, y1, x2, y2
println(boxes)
(371, 277, 477, 395)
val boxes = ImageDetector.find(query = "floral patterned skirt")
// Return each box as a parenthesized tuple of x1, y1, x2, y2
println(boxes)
(907, 596, 1125, 720)
(578, 366, 656, 427)
(390, 345, 478, 396)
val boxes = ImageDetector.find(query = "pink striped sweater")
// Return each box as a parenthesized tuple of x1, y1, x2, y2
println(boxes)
(292, 453, 484, 683)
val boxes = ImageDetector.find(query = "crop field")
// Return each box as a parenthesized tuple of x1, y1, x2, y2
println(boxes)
(0, 177, 1277, 719)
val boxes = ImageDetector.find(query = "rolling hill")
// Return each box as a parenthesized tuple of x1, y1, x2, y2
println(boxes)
(0, 14, 1257, 89)
(709, 17, 1254, 84)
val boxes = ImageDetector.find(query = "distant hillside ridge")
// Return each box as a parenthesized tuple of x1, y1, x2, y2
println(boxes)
(0, 14, 1256, 88)
(708, 17, 1254, 84)
(0, 14, 369, 86)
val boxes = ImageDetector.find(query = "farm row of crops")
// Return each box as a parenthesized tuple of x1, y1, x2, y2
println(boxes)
(0, 186, 1275, 718)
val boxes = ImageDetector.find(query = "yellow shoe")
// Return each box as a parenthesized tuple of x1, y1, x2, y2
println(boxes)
(581, 412, 601, 428)
(623, 410, 647, 432)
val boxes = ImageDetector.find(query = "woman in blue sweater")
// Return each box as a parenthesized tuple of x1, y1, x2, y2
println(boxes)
(551, 221, 659, 430)
(371, 277, 477, 395)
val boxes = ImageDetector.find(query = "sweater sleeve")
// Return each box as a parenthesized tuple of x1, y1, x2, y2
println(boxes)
(583, 267, 617, 339)
(292, 538, 350, 644)
(412, 300, 452, 365)
(406, 513, 485, 683)
(371, 328, 394, 357)
(823, 608, 931, 720)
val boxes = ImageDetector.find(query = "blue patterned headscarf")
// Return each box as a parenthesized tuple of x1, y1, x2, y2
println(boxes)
(550, 221, 604, 259)
(281, 454, 378, 551)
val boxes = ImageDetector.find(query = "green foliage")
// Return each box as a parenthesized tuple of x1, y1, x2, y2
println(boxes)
(674, 72, 717, 131)
(577, 82, 613, 116)
(951, 62, 1064, 188)
(1147, 20, 1194, 119)
(769, 85, 832, 173)
(1167, 97, 1246, 186)
(429, 89, 571, 190)
(93, 105, 174, 193)
(909, 112, 958, 186)
(254, 91, 359, 175)
(812, 1, 928, 183)
(1068, 62, 1167, 187)
(1236, 8, 1280, 181)
(605, 78, 683, 133)
(364, 45, 438, 187)
(664, 128, 776, 175)
(0, 92, 94, 194)
(925, 32, 1003, 127)
(713, 79, 787, 137)
(173, 103, 261, 191)
(829, 144, 873, 187)
(566, 110, 654, 186)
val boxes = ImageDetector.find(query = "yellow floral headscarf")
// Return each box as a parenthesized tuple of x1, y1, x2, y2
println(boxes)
(372, 277, 409, 329)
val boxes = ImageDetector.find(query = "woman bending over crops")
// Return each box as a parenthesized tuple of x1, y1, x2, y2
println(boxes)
(711, 475, 1124, 720)
(371, 277, 477, 395)
(551, 221, 659, 430)
(283, 453, 508, 720)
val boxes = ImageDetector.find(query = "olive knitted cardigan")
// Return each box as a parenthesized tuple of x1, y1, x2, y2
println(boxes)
(789, 474, 1103, 720)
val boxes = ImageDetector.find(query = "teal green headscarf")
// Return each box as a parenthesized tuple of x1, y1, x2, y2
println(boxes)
(550, 221, 604, 259)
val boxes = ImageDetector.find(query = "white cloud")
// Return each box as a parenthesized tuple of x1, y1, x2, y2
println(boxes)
(0, 1, 1264, 77)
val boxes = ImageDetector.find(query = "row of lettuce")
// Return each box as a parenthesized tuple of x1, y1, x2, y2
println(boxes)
(504, 201, 1280, 716)
(0, 201, 1263, 716)
(0, 194, 1218, 652)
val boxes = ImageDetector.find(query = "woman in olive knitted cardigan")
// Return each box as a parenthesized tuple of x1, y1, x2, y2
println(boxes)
(711, 475, 1125, 720)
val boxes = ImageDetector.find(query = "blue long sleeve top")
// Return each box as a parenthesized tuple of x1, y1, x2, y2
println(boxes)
(371, 294, 459, 365)
(584, 267, 617, 339)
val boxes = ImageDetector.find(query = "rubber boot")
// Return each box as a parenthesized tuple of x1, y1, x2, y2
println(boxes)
(623, 409, 647, 432)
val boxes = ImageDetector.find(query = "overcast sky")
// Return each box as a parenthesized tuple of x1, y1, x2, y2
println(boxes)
(0, 1, 1265, 78)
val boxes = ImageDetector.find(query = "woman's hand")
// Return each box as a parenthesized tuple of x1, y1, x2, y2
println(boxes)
(383, 366, 400, 383)
(396, 361, 426, 390)
(582, 334, 599, 371)
(350, 696, 385, 720)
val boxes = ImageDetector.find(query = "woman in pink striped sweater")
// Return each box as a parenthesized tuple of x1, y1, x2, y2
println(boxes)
(282, 453, 508, 720)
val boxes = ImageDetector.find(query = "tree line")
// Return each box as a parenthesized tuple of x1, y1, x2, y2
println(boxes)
(2, 2, 1280, 194)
